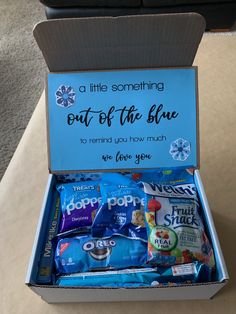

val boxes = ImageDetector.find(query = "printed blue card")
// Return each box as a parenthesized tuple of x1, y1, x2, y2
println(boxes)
(47, 68, 198, 172)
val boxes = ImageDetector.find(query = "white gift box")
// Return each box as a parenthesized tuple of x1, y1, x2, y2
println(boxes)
(25, 13, 228, 303)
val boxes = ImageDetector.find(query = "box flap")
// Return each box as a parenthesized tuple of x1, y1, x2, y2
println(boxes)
(33, 13, 205, 72)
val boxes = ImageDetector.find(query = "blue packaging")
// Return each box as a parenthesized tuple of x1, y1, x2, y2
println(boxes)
(56, 262, 212, 287)
(142, 181, 215, 268)
(56, 268, 158, 287)
(57, 172, 134, 184)
(57, 172, 102, 183)
(92, 179, 147, 240)
(56, 181, 101, 233)
(100, 172, 134, 186)
(36, 193, 61, 284)
(55, 235, 147, 274)
(131, 168, 194, 185)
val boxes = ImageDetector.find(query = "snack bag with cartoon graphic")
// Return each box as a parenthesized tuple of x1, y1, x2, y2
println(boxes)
(142, 181, 215, 268)
(92, 179, 147, 241)
(57, 181, 101, 233)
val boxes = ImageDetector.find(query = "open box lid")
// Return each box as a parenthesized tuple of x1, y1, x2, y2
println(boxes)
(33, 13, 205, 173)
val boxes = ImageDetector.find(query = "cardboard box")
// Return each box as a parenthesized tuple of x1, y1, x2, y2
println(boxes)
(25, 13, 229, 302)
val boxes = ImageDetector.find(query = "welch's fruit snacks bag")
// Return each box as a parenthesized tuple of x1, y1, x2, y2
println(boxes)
(142, 181, 215, 268)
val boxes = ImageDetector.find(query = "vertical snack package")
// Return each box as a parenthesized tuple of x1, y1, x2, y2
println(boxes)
(92, 173, 147, 241)
(56, 181, 101, 233)
(37, 193, 61, 284)
(142, 180, 215, 268)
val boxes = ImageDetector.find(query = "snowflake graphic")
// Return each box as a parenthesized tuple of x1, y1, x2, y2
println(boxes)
(169, 138, 191, 161)
(55, 85, 76, 108)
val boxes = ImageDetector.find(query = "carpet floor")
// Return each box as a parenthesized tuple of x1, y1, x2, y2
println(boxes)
(0, 0, 46, 179)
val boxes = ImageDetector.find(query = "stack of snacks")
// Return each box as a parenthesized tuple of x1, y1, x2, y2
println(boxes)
(48, 170, 215, 287)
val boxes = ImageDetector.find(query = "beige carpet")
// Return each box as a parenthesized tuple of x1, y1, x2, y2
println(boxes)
(0, 33, 236, 313)
(0, 0, 46, 179)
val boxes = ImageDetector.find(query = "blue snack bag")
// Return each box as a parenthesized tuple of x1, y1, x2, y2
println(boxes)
(56, 268, 157, 287)
(56, 181, 101, 233)
(131, 168, 194, 185)
(100, 172, 134, 186)
(92, 179, 147, 240)
(55, 235, 147, 274)
(56, 262, 212, 287)
(142, 181, 215, 268)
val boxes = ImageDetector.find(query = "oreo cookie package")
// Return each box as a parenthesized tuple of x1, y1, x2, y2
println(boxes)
(55, 234, 147, 274)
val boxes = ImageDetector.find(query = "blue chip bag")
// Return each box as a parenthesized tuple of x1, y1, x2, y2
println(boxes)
(56, 181, 101, 233)
(55, 235, 147, 274)
(92, 177, 147, 240)
(56, 268, 157, 287)
(56, 262, 212, 287)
